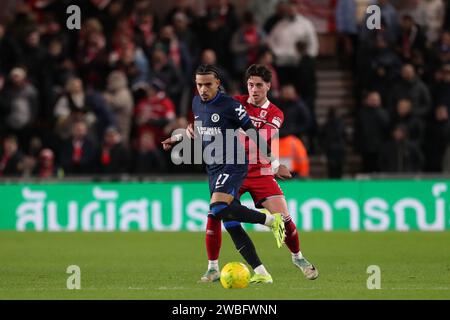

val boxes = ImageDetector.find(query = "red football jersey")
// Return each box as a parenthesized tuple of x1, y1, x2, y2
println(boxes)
(234, 95, 284, 177)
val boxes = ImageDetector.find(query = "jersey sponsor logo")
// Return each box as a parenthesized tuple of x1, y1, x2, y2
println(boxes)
(211, 113, 220, 122)
(235, 104, 247, 120)
(197, 126, 222, 136)
(272, 116, 282, 128)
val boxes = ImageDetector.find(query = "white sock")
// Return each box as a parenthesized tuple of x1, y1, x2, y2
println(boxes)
(254, 264, 270, 276)
(208, 260, 219, 271)
(292, 251, 303, 259)
(264, 214, 274, 227)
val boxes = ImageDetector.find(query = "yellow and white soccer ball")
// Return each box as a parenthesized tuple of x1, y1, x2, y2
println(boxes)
(220, 262, 251, 289)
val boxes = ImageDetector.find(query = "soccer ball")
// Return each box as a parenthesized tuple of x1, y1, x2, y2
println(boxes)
(220, 262, 251, 289)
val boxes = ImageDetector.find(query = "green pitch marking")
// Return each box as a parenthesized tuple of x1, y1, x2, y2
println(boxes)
(0, 231, 449, 299)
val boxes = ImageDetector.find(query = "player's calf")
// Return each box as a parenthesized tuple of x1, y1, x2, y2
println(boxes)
(283, 215, 300, 254)
(224, 221, 262, 270)
(206, 214, 222, 261)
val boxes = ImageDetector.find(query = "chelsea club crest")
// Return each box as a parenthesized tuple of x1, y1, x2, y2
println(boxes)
(211, 113, 220, 122)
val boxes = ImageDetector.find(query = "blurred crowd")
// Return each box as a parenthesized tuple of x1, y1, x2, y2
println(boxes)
(0, 0, 449, 179)
(0, 0, 318, 178)
(348, 0, 450, 175)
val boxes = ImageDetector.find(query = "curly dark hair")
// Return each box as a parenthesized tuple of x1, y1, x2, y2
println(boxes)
(245, 64, 272, 83)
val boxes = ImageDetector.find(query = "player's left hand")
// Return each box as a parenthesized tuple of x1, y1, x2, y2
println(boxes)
(275, 164, 292, 180)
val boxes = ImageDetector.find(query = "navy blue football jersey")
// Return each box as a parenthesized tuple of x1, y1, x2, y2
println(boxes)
(192, 92, 253, 175)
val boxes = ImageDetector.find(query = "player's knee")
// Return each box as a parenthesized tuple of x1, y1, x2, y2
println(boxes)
(209, 202, 229, 219)
(207, 213, 220, 220)
(231, 199, 241, 206)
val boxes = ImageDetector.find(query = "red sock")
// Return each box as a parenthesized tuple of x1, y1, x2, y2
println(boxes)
(206, 216, 222, 260)
(284, 217, 300, 254)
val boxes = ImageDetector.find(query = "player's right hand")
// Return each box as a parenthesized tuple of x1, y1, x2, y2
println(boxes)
(275, 164, 292, 180)
(161, 136, 180, 151)
(186, 123, 196, 139)
(161, 138, 173, 151)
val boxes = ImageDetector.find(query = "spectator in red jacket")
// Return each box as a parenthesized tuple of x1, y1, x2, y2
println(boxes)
(134, 78, 176, 149)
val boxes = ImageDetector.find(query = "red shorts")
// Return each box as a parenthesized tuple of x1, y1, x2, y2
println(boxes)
(238, 174, 284, 208)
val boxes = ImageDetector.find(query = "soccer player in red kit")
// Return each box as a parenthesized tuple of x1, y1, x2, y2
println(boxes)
(193, 64, 318, 283)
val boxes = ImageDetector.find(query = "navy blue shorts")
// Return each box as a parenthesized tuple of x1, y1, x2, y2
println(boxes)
(208, 166, 248, 198)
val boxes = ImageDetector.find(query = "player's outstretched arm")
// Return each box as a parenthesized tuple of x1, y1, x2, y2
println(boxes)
(161, 123, 197, 151)
(161, 123, 196, 151)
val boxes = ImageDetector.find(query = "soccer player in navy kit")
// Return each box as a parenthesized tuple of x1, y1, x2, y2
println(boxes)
(162, 64, 289, 282)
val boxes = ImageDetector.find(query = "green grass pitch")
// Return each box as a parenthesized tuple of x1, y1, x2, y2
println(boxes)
(1, 231, 449, 299)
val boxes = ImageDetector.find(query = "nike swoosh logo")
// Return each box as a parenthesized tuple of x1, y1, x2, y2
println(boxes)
(194, 116, 199, 119)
